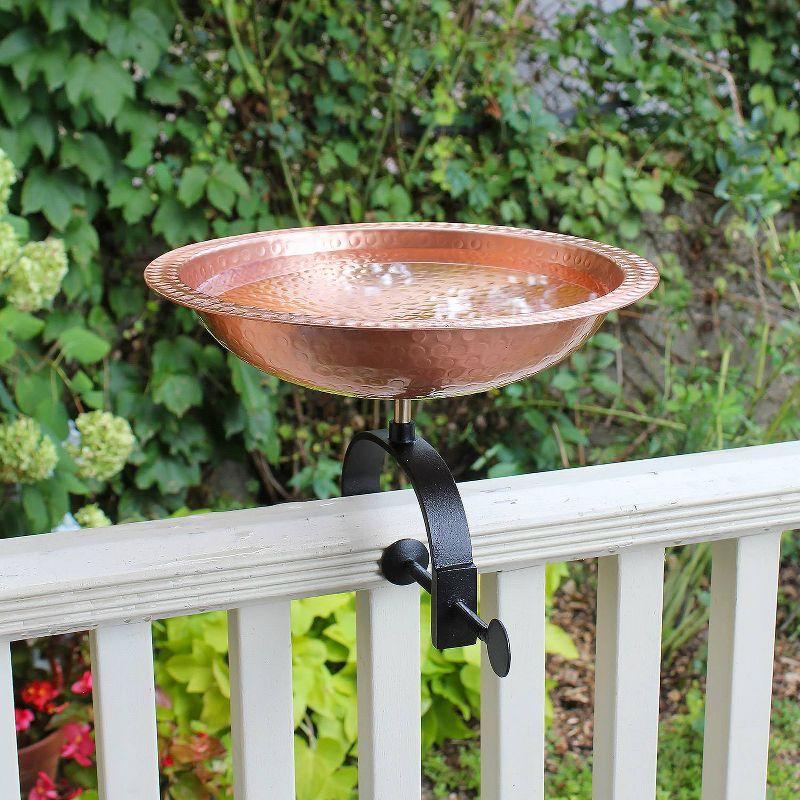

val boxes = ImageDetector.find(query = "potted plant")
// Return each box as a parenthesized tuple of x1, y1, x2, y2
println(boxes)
(13, 634, 95, 798)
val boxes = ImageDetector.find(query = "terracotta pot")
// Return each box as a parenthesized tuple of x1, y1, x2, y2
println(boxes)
(18, 728, 64, 795)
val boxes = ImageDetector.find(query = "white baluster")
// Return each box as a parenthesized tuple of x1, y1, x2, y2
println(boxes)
(593, 545, 665, 800)
(480, 567, 546, 800)
(356, 584, 421, 800)
(90, 622, 159, 799)
(229, 601, 295, 799)
(0, 638, 20, 793)
(701, 531, 782, 800)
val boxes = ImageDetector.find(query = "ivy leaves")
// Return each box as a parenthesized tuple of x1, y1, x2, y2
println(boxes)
(106, 7, 170, 75)
(21, 167, 82, 230)
(177, 166, 207, 207)
(65, 52, 135, 123)
(177, 161, 250, 216)
(151, 337, 210, 418)
(58, 326, 111, 364)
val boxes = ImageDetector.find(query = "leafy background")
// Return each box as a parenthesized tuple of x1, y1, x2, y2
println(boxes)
(0, 0, 798, 798)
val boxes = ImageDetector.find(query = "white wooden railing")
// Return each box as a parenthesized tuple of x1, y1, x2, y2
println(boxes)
(2, 441, 799, 800)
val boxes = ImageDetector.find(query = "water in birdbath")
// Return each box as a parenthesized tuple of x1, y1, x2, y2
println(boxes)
(214, 258, 598, 324)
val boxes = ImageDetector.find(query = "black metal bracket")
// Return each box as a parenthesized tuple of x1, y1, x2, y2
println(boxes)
(341, 422, 511, 677)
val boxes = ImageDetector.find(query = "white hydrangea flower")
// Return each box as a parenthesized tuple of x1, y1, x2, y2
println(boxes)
(0, 221, 19, 275)
(74, 503, 112, 528)
(0, 148, 16, 214)
(0, 416, 58, 484)
(7, 237, 68, 311)
(67, 411, 135, 481)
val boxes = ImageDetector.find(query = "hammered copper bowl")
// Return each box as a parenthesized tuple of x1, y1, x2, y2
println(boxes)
(144, 223, 658, 399)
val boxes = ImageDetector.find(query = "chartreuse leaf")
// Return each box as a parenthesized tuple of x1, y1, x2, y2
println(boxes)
(200, 613, 229, 653)
(211, 656, 230, 698)
(201, 686, 229, 732)
(294, 736, 357, 800)
(545, 620, 579, 659)
(165, 653, 208, 686)
(291, 602, 315, 637)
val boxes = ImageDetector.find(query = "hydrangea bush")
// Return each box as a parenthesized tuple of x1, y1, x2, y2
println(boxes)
(0, 148, 134, 536)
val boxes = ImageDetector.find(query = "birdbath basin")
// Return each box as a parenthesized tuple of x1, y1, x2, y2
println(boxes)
(144, 223, 658, 399)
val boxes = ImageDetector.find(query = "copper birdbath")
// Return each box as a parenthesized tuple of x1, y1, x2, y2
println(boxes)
(144, 223, 657, 399)
(145, 222, 659, 676)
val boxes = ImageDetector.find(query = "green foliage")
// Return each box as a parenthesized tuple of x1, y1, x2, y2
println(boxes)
(0, 149, 135, 536)
(153, 565, 575, 797)
(662, 544, 711, 668)
(0, 0, 795, 533)
(422, 694, 800, 799)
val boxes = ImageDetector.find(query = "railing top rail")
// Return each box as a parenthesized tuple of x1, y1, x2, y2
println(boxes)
(1, 441, 798, 640)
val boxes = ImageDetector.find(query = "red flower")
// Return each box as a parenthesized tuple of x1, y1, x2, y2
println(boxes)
(28, 772, 58, 800)
(70, 671, 92, 696)
(160, 753, 174, 768)
(64, 790, 83, 799)
(60, 722, 95, 767)
(15, 707, 34, 732)
(21, 681, 59, 712)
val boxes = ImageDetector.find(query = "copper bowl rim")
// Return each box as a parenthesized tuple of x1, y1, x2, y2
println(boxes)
(143, 222, 659, 330)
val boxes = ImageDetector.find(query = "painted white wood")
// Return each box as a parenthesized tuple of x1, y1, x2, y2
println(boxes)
(593, 544, 665, 800)
(228, 601, 294, 800)
(90, 622, 159, 800)
(701, 532, 782, 800)
(0, 442, 797, 639)
(356, 584, 420, 799)
(480, 567, 545, 800)
(0, 639, 20, 794)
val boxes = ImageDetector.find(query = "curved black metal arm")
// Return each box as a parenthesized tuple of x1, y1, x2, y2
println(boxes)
(342, 429, 473, 571)
(342, 425, 511, 676)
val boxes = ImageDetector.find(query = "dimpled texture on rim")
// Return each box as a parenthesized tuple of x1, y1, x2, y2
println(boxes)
(144, 223, 659, 398)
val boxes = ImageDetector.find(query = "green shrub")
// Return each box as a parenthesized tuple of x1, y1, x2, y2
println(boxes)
(422, 693, 800, 800)
(154, 564, 577, 798)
